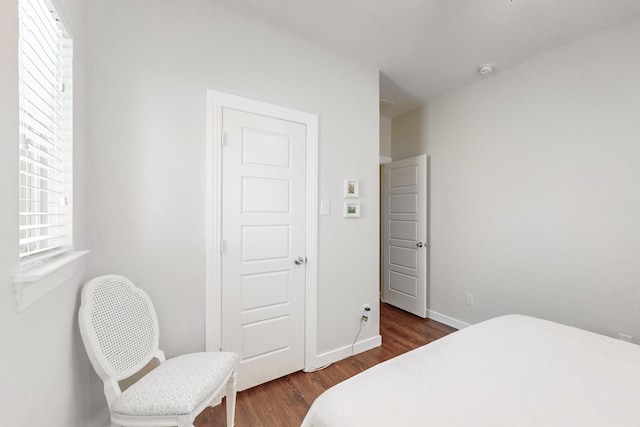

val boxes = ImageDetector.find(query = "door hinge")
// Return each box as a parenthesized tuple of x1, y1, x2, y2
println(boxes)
(220, 239, 225, 254)
(221, 132, 227, 147)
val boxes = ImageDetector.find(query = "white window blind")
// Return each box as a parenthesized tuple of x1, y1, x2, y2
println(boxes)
(18, 0, 72, 266)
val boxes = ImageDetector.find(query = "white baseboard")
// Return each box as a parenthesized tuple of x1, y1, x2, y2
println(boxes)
(353, 334, 382, 354)
(303, 311, 465, 372)
(306, 334, 382, 371)
(427, 309, 470, 330)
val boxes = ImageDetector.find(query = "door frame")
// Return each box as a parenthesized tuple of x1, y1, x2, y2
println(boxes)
(205, 90, 319, 371)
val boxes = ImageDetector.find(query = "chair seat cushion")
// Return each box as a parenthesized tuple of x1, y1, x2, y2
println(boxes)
(111, 352, 239, 416)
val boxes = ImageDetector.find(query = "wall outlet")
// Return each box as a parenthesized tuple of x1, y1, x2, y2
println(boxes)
(618, 333, 633, 343)
(466, 293, 474, 306)
(361, 303, 371, 321)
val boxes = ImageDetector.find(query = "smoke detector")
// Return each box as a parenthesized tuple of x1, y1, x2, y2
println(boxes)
(478, 64, 495, 75)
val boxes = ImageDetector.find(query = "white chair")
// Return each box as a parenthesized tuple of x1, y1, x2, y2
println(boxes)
(79, 275, 239, 427)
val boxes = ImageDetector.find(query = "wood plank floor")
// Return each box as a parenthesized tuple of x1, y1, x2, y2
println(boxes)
(196, 302, 457, 427)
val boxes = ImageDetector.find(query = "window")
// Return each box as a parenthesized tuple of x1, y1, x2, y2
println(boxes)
(18, 0, 72, 267)
(15, 0, 86, 311)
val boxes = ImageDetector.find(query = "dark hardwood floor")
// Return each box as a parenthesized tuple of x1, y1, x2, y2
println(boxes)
(196, 302, 457, 427)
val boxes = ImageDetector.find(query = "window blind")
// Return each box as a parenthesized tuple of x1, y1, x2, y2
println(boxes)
(18, 0, 71, 264)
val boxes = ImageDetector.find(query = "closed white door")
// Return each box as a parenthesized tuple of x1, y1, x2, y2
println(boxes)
(382, 155, 428, 318)
(221, 108, 306, 390)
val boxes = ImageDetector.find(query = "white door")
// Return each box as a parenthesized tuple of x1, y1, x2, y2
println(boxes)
(221, 108, 306, 390)
(382, 155, 428, 318)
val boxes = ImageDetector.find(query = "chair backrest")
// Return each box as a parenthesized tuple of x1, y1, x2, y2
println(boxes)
(79, 275, 160, 383)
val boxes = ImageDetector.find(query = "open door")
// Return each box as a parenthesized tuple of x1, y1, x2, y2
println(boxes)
(382, 155, 428, 318)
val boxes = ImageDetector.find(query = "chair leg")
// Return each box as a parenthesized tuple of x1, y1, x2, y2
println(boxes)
(226, 371, 238, 427)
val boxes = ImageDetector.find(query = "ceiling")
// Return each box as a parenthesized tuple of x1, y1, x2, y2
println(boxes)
(214, 0, 640, 117)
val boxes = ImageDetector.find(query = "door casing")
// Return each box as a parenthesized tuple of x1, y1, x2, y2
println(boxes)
(205, 90, 319, 371)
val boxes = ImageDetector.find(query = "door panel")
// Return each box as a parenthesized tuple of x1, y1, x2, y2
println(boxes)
(221, 108, 306, 390)
(389, 220, 418, 241)
(389, 194, 418, 213)
(242, 316, 289, 360)
(241, 226, 290, 261)
(242, 178, 290, 213)
(389, 271, 418, 297)
(389, 164, 418, 187)
(241, 271, 290, 311)
(382, 155, 428, 317)
(242, 129, 291, 168)
(389, 246, 417, 269)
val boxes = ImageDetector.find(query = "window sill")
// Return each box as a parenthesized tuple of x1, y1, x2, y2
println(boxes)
(14, 250, 89, 312)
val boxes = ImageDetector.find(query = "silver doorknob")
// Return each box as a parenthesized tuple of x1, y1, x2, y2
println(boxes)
(294, 256, 306, 265)
(417, 242, 424, 248)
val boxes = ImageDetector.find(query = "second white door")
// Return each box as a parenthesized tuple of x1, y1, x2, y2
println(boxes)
(382, 155, 428, 318)
(221, 108, 306, 390)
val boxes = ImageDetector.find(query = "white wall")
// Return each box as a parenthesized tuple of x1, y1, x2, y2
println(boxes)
(379, 115, 392, 158)
(86, 0, 379, 422)
(392, 17, 640, 340)
(390, 107, 425, 162)
(0, 0, 91, 425)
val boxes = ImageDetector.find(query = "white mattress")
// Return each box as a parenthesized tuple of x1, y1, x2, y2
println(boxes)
(302, 315, 640, 427)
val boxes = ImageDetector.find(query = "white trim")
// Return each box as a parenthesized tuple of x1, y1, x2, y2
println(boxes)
(307, 335, 382, 371)
(205, 90, 319, 372)
(14, 250, 88, 311)
(379, 156, 392, 164)
(427, 309, 470, 330)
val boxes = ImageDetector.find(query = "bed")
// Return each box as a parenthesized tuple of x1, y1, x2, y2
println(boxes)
(302, 315, 640, 427)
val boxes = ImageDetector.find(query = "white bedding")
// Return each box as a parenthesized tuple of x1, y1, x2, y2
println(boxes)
(302, 315, 640, 427)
